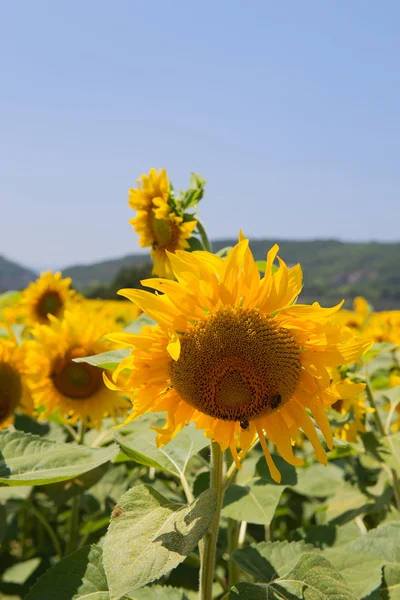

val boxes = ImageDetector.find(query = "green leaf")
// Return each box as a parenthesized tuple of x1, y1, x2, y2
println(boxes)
(381, 386, 400, 406)
(322, 549, 384, 598)
(229, 553, 357, 599)
(378, 432, 400, 472)
(41, 463, 109, 504)
(325, 483, 374, 523)
(344, 523, 400, 598)
(0, 290, 21, 308)
(293, 462, 344, 498)
(25, 545, 110, 600)
(232, 540, 318, 581)
(114, 424, 209, 477)
(2, 558, 41, 584)
(73, 349, 130, 370)
(303, 521, 362, 550)
(255, 261, 266, 273)
(122, 314, 156, 333)
(0, 430, 118, 486)
(130, 586, 191, 600)
(222, 456, 294, 525)
(382, 563, 400, 599)
(363, 342, 398, 361)
(229, 583, 279, 599)
(347, 522, 400, 563)
(187, 236, 204, 252)
(103, 485, 216, 599)
(216, 246, 233, 258)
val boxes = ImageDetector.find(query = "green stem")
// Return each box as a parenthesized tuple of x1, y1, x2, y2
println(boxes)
(199, 442, 224, 600)
(180, 473, 194, 504)
(391, 469, 400, 511)
(66, 421, 85, 555)
(365, 382, 385, 437)
(27, 503, 62, 557)
(66, 494, 80, 555)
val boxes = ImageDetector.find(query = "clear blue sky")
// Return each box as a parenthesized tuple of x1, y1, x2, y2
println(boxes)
(1, 1, 400, 270)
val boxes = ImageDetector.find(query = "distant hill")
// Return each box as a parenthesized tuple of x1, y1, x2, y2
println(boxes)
(0, 255, 37, 292)
(63, 253, 150, 290)
(62, 238, 400, 310)
(2, 239, 400, 310)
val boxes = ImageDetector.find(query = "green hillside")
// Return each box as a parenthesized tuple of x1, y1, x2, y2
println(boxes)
(63, 253, 149, 289)
(64, 238, 400, 311)
(0, 255, 37, 292)
(2, 239, 399, 309)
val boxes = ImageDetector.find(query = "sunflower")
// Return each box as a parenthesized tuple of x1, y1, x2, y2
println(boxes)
(19, 271, 77, 325)
(106, 235, 371, 482)
(329, 371, 372, 443)
(128, 168, 197, 278)
(0, 332, 33, 429)
(128, 168, 170, 216)
(81, 299, 142, 327)
(26, 308, 129, 427)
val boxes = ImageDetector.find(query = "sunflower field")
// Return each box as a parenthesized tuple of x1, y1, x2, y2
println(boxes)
(1, 169, 400, 600)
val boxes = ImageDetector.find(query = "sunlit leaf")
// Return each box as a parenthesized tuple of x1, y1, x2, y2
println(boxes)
(103, 485, 216, 599)
(229, 553, 357, 599)
(322, 549, 383, 598)
(114, 424, 209, 477)
(73, 348, 130, 370)
(0, 430, 117, 486)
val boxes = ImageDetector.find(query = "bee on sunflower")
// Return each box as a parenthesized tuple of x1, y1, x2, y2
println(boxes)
(105, 234, 371, 482)
(25, 307, 129, 428)
(0, 330, 33, 429)
(18, 271, 77, 326)
(128, 168, 205, 279)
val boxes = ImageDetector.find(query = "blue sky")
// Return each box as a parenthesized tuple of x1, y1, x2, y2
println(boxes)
(1, 1, 400, 270)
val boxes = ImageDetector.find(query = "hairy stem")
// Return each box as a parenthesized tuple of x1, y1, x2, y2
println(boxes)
(199, 442, 224, 600)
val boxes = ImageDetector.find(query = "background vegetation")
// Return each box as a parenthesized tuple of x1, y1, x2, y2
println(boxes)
(2, 238, 400, 309)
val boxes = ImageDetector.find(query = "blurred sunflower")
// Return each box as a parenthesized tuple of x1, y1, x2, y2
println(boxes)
(128, 168, 197, 279)
(329, 369, 372, 442)
(26, 308, 129, 427)
(0, 332, 33, 429)
(106, 235, 371, 482)
(19, 271, 77, 325)
(81, 299, 142, 327)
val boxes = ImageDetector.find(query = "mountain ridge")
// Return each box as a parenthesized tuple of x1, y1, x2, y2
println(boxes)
(2, 238, 400, 310)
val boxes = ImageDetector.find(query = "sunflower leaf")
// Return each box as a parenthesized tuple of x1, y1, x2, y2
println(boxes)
(114, 424, 209, 477)
(229, 553, 357, 599)
(73, 349, 130, 370)
(102, 485, 216, 599)
(232, 540, 319, 581)
(293, 462, 345, 498)
(0, 430, 118, 486)
(122, 313, 156, 333)
(321, 549, 384, 599)
(373, 431, 400, 472)
(221, 456, 295, 525)
(25, 545, 111, 600)
(130, 586, 192, 599)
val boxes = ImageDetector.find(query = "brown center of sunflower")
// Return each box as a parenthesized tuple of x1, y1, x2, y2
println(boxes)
(51, 348, 103, 400)
(332, 399, 343, 413)
(0, 362, 22, 423)
(36, 290, 63, 320)
(151, 213, 179, 249)
(169, 309, 302, 422)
